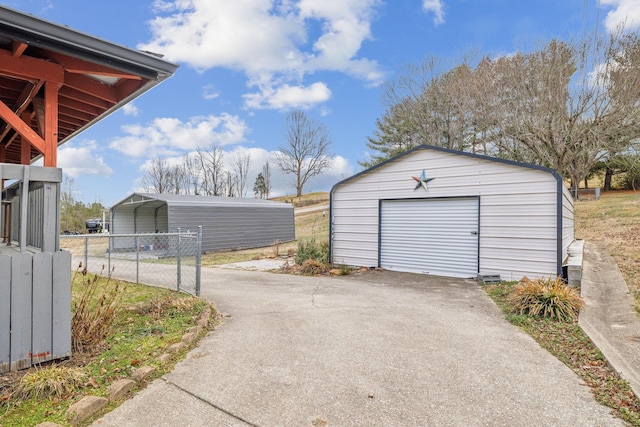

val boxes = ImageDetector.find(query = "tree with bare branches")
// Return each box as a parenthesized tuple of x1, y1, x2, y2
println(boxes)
(231, 151, 251, 197)
(273, 110, 332, 197)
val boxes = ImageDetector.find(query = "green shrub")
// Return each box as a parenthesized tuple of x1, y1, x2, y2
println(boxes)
(507, 276, 584, 322)
(295, 238, 328, 265)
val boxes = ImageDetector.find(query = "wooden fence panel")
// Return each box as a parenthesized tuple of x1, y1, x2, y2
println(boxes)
(10, 253, 32, 371)
(52, 251, 71, 359)
(0, 255, 10, 373)
(32, 252, 53, 364)
(0, 251, 71, 372)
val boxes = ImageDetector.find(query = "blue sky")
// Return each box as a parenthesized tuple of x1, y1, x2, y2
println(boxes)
(9, 0, 640, 206)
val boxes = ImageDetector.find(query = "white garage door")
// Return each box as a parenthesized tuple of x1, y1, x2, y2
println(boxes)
(380, 197, 479, 278)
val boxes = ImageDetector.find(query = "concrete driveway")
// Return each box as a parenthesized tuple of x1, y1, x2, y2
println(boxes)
(93, 268, 621, 426)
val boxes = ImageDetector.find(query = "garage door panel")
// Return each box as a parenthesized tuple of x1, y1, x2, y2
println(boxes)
(380, 198, 479, 278)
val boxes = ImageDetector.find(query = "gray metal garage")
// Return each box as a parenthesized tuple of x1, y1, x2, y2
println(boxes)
(330, 145, 575, 280)
(110, 193, 295, 253)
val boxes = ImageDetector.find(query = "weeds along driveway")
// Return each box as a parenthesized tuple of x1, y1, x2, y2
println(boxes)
(94, 268, 622, 427)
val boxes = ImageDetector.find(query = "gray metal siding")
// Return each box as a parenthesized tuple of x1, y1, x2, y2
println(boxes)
(168, 205, 295, 252)
(331, 147, 570, 280)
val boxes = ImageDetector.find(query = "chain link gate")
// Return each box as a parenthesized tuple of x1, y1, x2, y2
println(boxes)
(61, 227, 202, 296)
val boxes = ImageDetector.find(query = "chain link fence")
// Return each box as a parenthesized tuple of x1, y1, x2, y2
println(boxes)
(60, 228, 202, 296)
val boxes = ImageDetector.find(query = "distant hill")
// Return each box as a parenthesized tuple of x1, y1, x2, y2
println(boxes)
(271, 192, 329, 208)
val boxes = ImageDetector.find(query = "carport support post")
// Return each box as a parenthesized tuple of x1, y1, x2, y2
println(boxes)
(176, 228, 181, 292)
(196, 226, 202, 297)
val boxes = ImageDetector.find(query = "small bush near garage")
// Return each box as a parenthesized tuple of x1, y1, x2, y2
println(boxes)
(506, 276, 583, 322)
(295, 238, 328, 265)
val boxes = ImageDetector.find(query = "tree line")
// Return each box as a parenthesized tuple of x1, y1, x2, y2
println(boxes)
(363, 30, 640, 195)
(142, 110, 332, 198)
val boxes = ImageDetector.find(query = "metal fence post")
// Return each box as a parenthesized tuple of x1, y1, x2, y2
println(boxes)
(108, 234, 111, 276)
(196, 226, 202, 297)
(84, 235, 88, 270)
(135, 235, 139, 284)
(176, 228, 181, 292)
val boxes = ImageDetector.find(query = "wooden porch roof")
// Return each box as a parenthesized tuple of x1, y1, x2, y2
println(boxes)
(0, 5, 178, 167)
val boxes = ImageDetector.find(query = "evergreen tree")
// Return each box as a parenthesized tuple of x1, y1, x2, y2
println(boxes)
(253, 172, 267, 198)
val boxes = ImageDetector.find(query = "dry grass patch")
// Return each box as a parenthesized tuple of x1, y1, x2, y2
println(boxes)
(575, 190, 640, 310)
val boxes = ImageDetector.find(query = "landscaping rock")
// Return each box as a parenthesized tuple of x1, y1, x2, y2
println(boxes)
(132, 366, 156, 383)
(182, 332, 196, 344)
(158, 353, 172, 364)
(67, 395, 108, 426)
(107, 379, 136, 402)
(34, 423, 64, 427)
(168, 342, 186, 353)
(188, 325, 202, 334)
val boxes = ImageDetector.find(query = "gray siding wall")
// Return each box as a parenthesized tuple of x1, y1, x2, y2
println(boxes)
(168, 205, 295, 252)
(332, 149, 569, 280)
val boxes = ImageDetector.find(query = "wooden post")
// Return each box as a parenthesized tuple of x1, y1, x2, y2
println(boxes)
(43, 81, 58, 167)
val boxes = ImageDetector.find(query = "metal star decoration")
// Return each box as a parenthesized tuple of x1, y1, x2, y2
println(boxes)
(412, 169, 435, 191)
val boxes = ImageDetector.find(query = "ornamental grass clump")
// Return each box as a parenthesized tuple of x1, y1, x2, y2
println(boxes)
(507, 276, 584, 322)
(13, 366, 86, 400)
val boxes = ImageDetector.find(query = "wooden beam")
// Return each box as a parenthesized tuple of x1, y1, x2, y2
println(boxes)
(0, 49, 64, 84)
(63, 72, 120, 103)
(20, 112, 31, 165)
(12, 41, 28, 58)
(0, 100, 45, 157)
(43, 81, 59, 167)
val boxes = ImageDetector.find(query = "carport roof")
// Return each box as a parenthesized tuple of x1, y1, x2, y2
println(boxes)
(0, 5, 178, 166)
(111, 193, 294, 210)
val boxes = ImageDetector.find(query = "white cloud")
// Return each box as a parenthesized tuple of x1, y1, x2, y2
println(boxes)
(57, 140, 114, 178)
(601, 0, 640, 32)
(422, 0, 445, 26)
(122, 103, 139, 116)
(108, 114, 249, 158)
(202, 84, 220, 100)
(243, 81, 332, 110)
(138, 0, 384, 110)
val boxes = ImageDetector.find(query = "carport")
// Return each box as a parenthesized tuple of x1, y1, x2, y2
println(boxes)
(110, 193, 295, 253)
